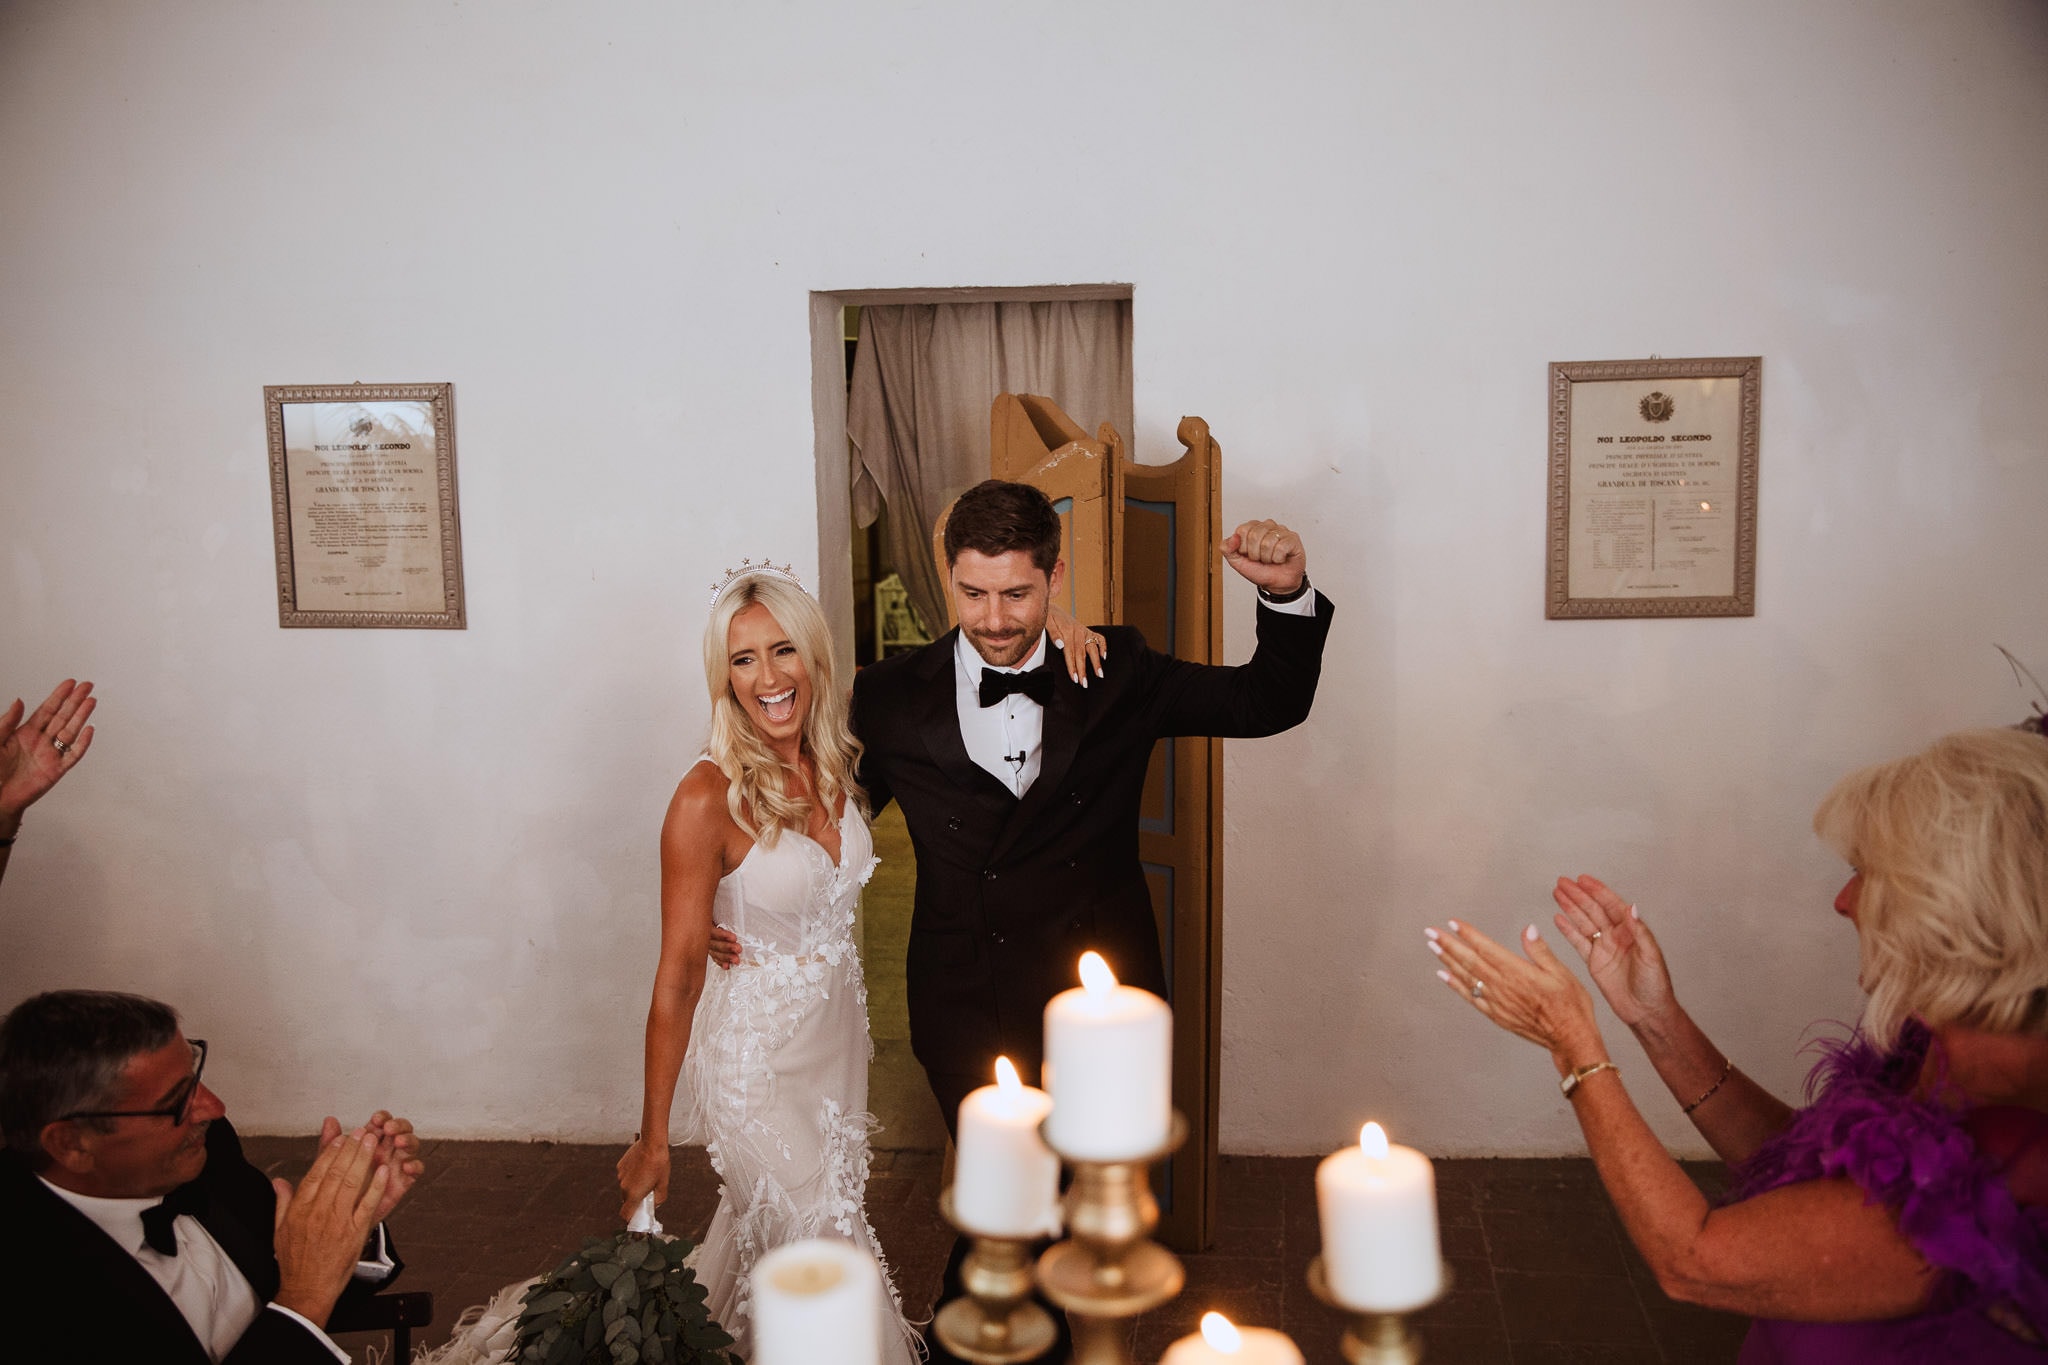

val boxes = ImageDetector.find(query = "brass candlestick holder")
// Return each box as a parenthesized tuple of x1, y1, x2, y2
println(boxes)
(932, 1191, 1060, 1364)
(1307, 1256, 1454, 1365)
(1033, 1112, 1188, 1365)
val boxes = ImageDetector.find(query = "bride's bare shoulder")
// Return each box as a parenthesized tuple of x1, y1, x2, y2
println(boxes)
(666, 760, 732, 829)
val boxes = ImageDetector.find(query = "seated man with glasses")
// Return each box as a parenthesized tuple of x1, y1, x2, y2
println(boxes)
(0, 990, 424, 1363)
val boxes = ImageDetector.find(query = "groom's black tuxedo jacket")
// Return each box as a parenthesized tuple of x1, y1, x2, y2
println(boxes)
(852, 591, 1333, 1095)
(0, 1118, 398, 1364)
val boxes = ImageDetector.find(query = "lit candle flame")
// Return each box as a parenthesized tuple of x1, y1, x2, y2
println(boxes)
(994, 1055, 1022, 1095)
(1360, 1121, 1390, 1160)
(1078, 950, 1117, 996)
(1199, 1311, 1242, 1352)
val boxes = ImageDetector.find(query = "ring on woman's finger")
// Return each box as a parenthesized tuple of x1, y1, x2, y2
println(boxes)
(51, 739, 70, 755)
(1471, 979, 1486, 999)
(1588, 930, 1602, 942)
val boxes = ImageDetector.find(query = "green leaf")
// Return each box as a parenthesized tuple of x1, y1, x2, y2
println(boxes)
(614, 1272, 641, 1309)
(591, 1261, 624, 1289)
(528, 1291, 575, 1314)
(617, 1239, 650, 1270)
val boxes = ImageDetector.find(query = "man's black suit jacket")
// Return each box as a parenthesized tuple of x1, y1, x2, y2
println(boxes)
(852, 591, 1333, 1106)
(0, 1118, 396, 1363)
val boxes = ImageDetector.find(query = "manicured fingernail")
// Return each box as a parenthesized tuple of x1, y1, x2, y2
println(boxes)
(1446, 919, 1461, 932)
(1427, 940, 1443, 957)
(1436, 969, 1452, 984)
(1423, 926, 1439, 941)
(1630, 904, 1641, 920)
(1524, 925, 1540, 942)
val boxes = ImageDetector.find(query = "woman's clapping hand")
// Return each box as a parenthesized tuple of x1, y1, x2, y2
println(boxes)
(1426, 919, 1606, 1069)
(1550, 875, 1676, 1029)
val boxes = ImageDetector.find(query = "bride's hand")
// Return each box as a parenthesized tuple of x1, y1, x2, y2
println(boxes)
(1551, 875, 1676, 1029)
(1044, 604, 1106, 686)
(707, 924, 742, 971)
(616, 1137, 670, 1222)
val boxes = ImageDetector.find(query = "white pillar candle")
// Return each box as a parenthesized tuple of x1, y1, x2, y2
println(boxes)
(1042, 951, 1172, 1160)
(1315, 1122, 1443, 1312)
(1160, 1312, 1305, 1365)
(749, 1238, 881, 1365)
(953, 1056, 1061, 1237)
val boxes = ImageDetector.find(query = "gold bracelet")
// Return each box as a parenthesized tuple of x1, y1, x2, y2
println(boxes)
(1682, 1057, 1734, 1115)
(1559, 1061, 1619, 1099)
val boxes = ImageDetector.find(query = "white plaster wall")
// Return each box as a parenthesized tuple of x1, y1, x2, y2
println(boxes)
(2, 0, 2043, 1154)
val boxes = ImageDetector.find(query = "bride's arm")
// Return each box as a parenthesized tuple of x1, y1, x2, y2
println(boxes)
(617, 770, 726, 1219)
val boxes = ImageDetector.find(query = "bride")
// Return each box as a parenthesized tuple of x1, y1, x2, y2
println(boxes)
(613, 563, 918, 1362)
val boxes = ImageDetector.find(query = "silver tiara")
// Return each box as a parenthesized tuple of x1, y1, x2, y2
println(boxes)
(708, 558, 806, 608)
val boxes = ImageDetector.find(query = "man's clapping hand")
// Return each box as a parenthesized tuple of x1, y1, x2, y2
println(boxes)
(270, 1127, 391, 1328)
(317, 1110, 424, 1223)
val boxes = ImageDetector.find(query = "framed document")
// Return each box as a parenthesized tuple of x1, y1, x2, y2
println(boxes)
(264, 382, 466, 629)
(1546, 356, 1760, 619)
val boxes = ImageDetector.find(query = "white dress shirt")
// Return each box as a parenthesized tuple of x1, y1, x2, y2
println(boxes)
(42, 1177, 349, 1364)
(956, 629, 1049, 797)
(952, 590, 1316, 798)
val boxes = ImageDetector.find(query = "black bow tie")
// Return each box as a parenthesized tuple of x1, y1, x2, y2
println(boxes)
(979, 664, 1056, 709)
(141, 1182, 205, 1256)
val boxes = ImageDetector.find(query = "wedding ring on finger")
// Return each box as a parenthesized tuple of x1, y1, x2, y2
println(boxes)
(1471, 979, 1487, 1000)
(1588, 930, 1602, 942)
(51, 739, 70, 755)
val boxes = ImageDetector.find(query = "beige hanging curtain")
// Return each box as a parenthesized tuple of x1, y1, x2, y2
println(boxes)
(847, 299, 1133, 635)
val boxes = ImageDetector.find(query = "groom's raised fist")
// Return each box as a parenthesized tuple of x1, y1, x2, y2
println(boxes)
(1220, 519, 1307, 596)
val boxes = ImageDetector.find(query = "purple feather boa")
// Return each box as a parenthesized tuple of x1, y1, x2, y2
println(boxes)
(1727, 1021, 2048, 1341)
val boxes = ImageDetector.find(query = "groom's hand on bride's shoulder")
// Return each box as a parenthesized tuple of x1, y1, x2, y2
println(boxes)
(707, 925, 742, 970)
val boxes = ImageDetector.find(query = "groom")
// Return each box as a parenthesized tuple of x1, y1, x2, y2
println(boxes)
(851, 478, 1332, 1128)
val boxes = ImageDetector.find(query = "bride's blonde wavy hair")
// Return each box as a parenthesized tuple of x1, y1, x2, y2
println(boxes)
(702, 573, 864, 846)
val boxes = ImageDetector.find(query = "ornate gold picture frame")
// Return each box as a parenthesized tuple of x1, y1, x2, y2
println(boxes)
(1546, 356, 1760, 619)
(264, 382, 466, 629)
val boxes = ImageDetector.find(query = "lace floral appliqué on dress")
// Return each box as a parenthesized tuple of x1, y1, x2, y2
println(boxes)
(671, 782, 920, 1363)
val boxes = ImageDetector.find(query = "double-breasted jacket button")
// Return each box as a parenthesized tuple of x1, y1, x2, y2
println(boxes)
(947, 815, 963, 831)
(990, 931, 1006, 945)
(984, 869, 998, 881)
(1066, 859, 1077, 869)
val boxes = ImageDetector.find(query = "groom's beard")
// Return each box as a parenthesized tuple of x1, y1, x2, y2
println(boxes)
(965, 622, 1045, 669)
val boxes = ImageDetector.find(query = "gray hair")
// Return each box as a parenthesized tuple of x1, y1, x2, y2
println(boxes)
(0, 990, 180, 1167)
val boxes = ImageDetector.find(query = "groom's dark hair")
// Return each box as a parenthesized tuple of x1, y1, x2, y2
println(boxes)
(943, 480, 1062, 575)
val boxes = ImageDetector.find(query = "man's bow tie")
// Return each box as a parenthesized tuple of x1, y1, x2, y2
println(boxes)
(141, 1183, 205, 1256)
(979, 664, 1056, 708)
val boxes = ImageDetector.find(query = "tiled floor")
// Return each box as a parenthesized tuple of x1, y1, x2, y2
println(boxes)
(242, 1136, 1751, 1364)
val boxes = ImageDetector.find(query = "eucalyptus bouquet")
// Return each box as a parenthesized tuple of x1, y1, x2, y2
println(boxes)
(508, 1230, 741, 1365)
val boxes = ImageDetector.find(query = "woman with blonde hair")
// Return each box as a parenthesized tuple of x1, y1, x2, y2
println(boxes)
(615, 563, 917, 1363)
(1428, 725, 2048, 1360)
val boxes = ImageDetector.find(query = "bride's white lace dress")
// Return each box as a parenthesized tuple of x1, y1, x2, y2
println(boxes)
(421, 775, 918, 1365)
(673, 779, 918, 1362)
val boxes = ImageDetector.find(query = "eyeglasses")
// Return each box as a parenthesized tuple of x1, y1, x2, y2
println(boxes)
(60, 1039, 209, 1124)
